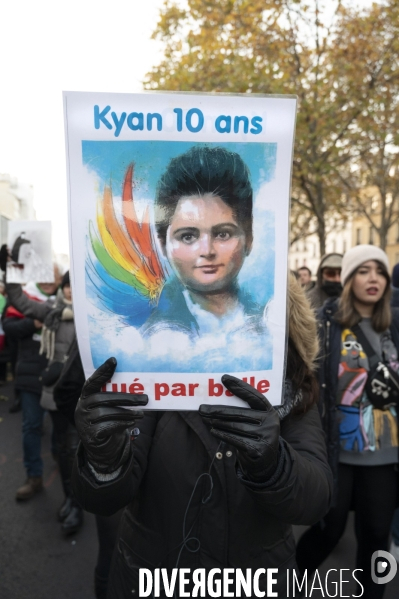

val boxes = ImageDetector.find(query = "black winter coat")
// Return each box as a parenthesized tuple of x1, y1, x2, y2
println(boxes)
(53, 337, 85, 425)
(391, 287, 399, 309)
(316, 298, 399, 492)
(3, 316, 47, 395)
(72, 399, 332, 598)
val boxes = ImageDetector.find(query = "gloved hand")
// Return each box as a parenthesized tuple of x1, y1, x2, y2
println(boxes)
(199, 375, 281, 482)
(0, 244, 9, 273)
(75, 357, 148, 474)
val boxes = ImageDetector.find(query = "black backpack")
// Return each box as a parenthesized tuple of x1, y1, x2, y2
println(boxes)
(353, 324, 399, 410)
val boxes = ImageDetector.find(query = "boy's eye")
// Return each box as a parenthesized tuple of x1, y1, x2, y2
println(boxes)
(215, 231, 231, 240)
(180, 233, 197, 243)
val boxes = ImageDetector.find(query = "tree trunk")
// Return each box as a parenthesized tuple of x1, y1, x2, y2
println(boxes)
(379, 226, 387, 251)
(317, 219, 326, 257)
(316, 182, 326, 256)
(379, 200, 387, 251)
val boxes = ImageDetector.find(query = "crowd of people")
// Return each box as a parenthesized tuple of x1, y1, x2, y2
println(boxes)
(0, 254, 119, 598)
(2, 242, 399, 598)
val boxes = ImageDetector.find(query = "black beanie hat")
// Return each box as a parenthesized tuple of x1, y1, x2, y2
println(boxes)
(61, 270, 70, 289)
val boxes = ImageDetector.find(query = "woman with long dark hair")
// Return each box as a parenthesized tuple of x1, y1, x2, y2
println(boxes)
(297, 245, 399, 598)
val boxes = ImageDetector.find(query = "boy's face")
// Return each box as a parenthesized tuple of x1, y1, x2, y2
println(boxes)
(165, 194, 249, 293)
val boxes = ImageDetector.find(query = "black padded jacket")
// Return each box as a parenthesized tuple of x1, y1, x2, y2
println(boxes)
(3, 316, 47, 395)
(72, 394, 332, 598)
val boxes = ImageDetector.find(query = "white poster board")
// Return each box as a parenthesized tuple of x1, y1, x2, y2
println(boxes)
(64, 91, 296, 409)
(7, 220, 53, 284)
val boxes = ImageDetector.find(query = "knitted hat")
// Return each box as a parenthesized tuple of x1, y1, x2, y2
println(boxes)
(61, 270, 70, 289)
(320, 253, 343, 270)
(392, 264, 399, 288)
(341, 245, 390, 286)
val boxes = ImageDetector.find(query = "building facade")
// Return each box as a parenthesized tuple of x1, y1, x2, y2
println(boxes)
(0, 174, 36, 245)
(351, 189, 399, 270)
(289, 217, 353, 278)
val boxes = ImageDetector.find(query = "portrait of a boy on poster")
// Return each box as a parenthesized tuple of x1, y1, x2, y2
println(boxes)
(64, 91, 297, 409)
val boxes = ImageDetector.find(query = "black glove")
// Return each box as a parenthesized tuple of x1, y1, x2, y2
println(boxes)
(199, 375, 281, 483)
(75, 357, 148, 474)
(0, 244, 9, 273)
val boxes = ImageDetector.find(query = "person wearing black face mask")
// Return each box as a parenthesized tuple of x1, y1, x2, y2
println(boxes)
(307, 253, 343, 309)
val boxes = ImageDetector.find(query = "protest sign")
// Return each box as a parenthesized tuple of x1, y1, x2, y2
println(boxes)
(7, 220, 53, 284)
(64, 91, 297, 409)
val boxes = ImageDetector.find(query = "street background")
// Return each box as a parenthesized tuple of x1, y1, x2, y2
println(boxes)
(0, 382, 97, 599)
(1, 381, 399, 598)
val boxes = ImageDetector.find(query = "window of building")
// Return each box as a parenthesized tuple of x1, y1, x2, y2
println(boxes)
(371, 196, 379, 212)
(356, 228, 362, 245)
(369, 227, 374, 245)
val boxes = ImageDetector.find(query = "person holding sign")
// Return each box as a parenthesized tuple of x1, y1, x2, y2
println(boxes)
(72, 276, 332, 598)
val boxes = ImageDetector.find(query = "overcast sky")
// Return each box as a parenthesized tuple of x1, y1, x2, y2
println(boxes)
(0, 0, 164, 254)
(0, 0, 376, 255)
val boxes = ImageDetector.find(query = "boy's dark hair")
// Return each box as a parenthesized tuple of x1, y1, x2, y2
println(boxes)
(155, 146, 253, 246)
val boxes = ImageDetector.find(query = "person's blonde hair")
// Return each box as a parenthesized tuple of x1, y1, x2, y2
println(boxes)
(288, 274, 319, 372)
(335, 261, 392, 332)
(286, 274, 319, 414)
